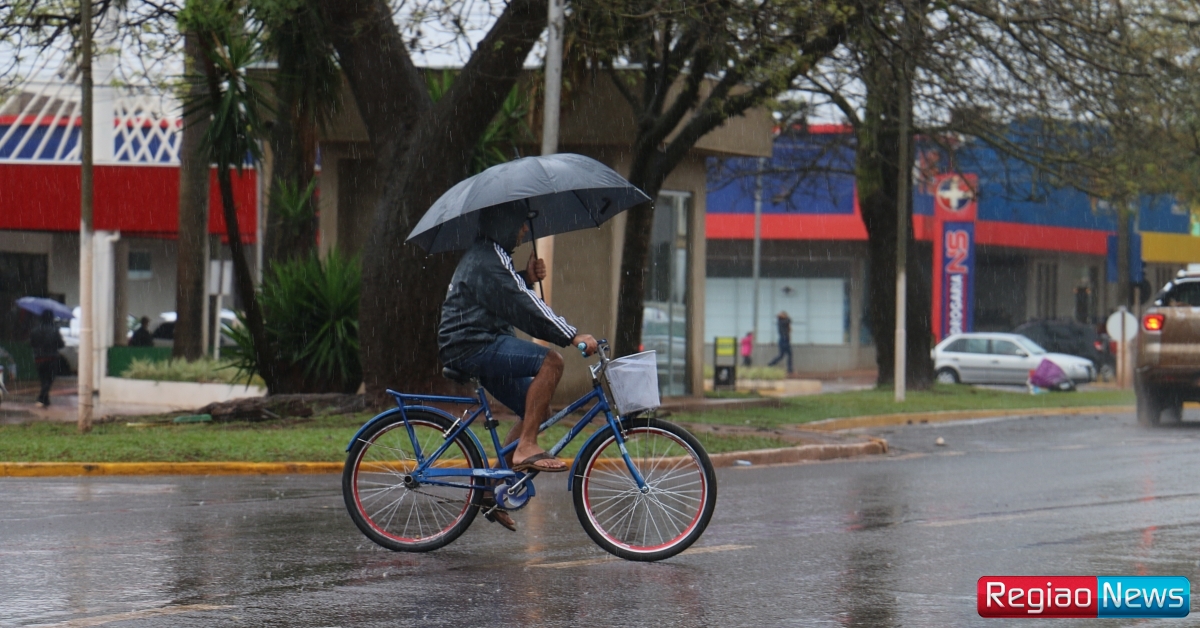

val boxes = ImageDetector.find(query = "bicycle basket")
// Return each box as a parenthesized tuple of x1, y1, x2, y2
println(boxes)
(603, 350, 660, 415)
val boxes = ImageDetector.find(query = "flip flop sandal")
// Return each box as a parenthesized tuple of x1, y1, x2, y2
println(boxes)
(480, 485, 517, 532)
(513, 451, 567, 473)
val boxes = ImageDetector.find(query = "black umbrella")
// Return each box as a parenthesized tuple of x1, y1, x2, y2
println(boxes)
(406, 153, 651, 254)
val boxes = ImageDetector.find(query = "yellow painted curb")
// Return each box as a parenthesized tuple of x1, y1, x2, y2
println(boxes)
(0, 441, 894, 477)
(0, 461, 344, 477)
(801, 405, 1135, 432)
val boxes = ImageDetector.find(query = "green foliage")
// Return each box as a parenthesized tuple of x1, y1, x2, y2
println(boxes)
(121, 357, 265, 388)
(674, 385, 1135, 429)
(251, 0, 341, 129)
(0, 415, 791, 463)
(271, 177, 317, 235)
(226, 250, 362, 392)
(179, 0, 270, 172)
(426, 69, 532, 174)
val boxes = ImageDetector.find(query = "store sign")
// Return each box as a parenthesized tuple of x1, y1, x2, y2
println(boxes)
(942, 222, 976, 337)
(931, 173, 978, 340)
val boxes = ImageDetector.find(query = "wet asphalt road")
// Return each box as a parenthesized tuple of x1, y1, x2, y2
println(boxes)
(5, 410, 1200, 627)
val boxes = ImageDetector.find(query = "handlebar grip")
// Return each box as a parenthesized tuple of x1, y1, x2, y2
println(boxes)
(577, 342, 588, 356)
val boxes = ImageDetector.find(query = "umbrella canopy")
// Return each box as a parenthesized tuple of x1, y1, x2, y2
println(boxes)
(15, 296, 74, 320)
(407, 153, 651, 253)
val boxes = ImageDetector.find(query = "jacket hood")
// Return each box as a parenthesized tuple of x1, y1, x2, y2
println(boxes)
(477, 201, 529, 253)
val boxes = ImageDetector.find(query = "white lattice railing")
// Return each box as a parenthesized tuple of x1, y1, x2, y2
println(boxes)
(0, 67, 182, 164)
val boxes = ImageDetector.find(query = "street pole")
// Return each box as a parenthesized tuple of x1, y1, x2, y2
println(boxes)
(751, 157, 765, 351)
(537, 0, 565, 306)
(78, 0, 95, 432)
(894, 0, 915, 403)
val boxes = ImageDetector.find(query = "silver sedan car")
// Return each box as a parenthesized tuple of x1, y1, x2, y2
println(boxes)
(932, 332, 1095, 385)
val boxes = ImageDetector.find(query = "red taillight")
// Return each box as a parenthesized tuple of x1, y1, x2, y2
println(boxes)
(638, 343, 644, 352)
(1094, 340, 1103, 351)
(1109, 340, 1118, 354)
(1143, 313, 1165, 332)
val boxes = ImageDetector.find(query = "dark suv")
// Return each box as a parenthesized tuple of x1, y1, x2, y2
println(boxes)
(1137, 272, 1200, 425)
(1013, 319, 1115, 381)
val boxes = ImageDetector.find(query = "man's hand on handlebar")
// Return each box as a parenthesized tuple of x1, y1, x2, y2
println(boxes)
(572, 334, 598, 357)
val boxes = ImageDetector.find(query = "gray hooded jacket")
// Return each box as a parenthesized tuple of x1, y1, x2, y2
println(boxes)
(438, 205, 578, 366)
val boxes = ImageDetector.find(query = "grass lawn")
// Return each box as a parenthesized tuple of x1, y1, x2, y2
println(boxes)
(674, 384, 1135, 429)
(0, 412, 793, 463)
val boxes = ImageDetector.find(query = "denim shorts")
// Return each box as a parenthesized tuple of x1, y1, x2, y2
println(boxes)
(451, 335, 548, 419)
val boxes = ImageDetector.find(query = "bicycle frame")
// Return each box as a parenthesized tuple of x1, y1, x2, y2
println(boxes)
(346, 345, 648, 494)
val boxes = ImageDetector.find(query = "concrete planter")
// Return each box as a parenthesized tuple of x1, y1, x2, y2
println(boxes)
(100, 377, 266, 410)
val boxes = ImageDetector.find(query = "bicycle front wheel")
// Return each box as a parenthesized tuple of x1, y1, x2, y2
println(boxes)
(572, 417, 717, 561)
(343, 409, 483, 552)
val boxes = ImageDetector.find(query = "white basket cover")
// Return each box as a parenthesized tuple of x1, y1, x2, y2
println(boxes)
(604, 350, 660, 415)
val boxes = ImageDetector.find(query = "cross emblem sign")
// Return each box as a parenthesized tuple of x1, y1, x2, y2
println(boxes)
(936, 175, 974, 213)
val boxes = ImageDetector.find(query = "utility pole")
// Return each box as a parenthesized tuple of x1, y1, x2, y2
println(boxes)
(894, 0, 916, 402)
(78, 0, 95, 432)
(752, 157, 765, 349)
(537, 0, 565, 305)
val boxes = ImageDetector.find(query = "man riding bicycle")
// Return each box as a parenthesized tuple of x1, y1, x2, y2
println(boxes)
(438, 202, 597, 529)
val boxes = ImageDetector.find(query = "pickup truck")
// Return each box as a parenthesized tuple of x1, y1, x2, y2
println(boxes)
(1136, 271, 1200, 425)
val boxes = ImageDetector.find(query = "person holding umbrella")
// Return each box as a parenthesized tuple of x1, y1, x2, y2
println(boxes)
(414, 153, 649, 532)
(30, 310, 64, 407)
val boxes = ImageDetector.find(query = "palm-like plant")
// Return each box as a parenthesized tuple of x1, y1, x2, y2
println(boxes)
(226, 250, 362, 393)
(179, 0, 279, 391)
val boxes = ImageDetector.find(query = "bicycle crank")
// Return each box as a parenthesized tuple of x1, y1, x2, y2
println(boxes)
(495, 478, 536, 510)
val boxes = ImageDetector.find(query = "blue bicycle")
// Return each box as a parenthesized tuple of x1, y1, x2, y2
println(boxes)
(342, 340, 717, 562)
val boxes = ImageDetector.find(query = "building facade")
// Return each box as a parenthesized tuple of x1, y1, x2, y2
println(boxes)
(705, 127, 1198, 372)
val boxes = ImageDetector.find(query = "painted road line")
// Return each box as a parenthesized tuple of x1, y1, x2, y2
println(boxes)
(529, 544, 753, 569)
(30, 604, 230, 627)
(0, 462, 343, 477)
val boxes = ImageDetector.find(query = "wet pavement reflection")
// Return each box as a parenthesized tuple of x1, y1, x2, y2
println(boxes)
(4, 410, 1200, 625)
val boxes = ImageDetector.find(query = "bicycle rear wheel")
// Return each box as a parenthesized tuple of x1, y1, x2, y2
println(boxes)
(572, 417, 717, 561)
(343, 409, 483, 552)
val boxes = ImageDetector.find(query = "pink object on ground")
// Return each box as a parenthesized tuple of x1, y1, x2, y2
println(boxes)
(1029, 358, 1070, 389)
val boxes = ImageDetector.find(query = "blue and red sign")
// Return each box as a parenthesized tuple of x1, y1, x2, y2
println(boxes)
(941, 222, 975, 337)
(978, 576, 1190, 618)
(932, 173, 978, 340)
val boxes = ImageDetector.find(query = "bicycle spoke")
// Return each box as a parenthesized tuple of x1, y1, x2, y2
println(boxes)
(581, 425, 710, 553)
(353, 420, 475, 543)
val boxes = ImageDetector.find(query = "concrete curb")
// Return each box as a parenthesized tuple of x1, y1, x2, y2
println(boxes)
(802, 404, 1135, 432)
(0, 461, 343, 477)
(708, 438, 888, 467)
(0, 438, 892, 477)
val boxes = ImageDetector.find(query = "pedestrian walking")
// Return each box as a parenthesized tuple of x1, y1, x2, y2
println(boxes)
(767, 311, 793, 374)
(740, 331, 754, 367)
(30, 310, 64, 407)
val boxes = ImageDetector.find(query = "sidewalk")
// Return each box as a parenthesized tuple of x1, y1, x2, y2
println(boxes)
(1, 377, 180, 425)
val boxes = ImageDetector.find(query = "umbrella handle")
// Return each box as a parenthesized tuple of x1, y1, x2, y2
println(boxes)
(528, 218, 545, 299)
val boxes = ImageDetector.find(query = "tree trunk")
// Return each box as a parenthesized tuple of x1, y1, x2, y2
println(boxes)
(174, 32, 211, 362)
(320, 0, 546, 403)
(216, 166, 279, 391)
(264, 80, 318, 273)
(613, 148, 669, 358)
(857, 50, 934, 389)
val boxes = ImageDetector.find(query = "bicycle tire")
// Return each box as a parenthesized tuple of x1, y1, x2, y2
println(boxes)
(343, 409, 483, 552)
(572, 417, 717, 562)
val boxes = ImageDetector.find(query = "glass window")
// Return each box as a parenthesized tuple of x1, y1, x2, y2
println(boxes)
(963, 338, 989, 354)
(993, 340, 1023, 356)
(128, 251, 152, 280)
(1165, 282, 1200, 307)
(1015, 336, 1048, 355)
(944, 338, 967, 352)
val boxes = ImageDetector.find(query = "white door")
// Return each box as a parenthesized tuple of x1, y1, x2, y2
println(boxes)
(955, 337, 992, 383)
(989, 339, 1036, 384)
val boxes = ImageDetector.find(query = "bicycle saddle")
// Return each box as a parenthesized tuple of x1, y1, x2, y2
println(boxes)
(441, 367, 474, 385)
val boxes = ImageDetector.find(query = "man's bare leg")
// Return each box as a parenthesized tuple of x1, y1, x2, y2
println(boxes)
(512, 350, 566, 470)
